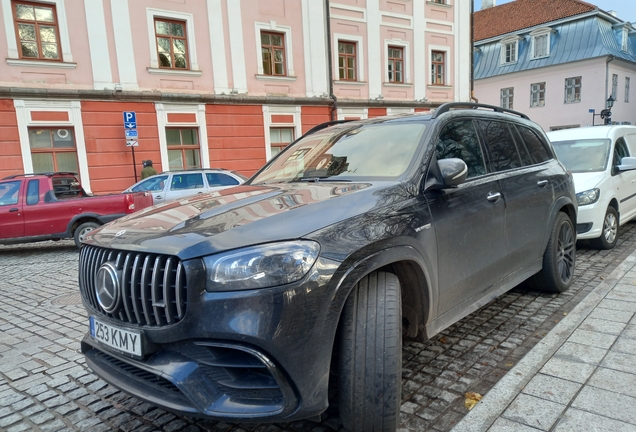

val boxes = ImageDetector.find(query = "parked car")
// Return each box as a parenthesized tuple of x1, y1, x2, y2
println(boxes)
(548, 125, 636, 249)
(123, 168, 248, 205)
(0, 172, 153, 248)
(77, 103, 576, 432)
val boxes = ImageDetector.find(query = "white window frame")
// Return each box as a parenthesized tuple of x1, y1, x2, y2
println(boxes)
(530, 27, 552, 60)
(336, 107, 368, 121)
(500, 35, 520, 64)
(262, 106, 302, 161)
(428, 45, 450, 87)
(564, 76, 581, 104)
(13, 99, 91, 192)
(626, 77, 630, 103)
(155, 103, 209, 171)
(334, 33, 365, 82)
(384, 39, 410, 84)
(146, 8, 199, 72)
(500, 87, 514, 109)
(622, 27, 629, 52)
(2, 0, 74, 66)
(255, 21, 295, 78)
(530, 82, 545, 107)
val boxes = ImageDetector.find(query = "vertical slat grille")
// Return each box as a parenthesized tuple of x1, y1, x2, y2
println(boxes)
(78, 245, 188, 327)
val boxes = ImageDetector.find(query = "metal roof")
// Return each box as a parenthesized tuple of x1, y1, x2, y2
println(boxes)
(474, 16, 636, 81)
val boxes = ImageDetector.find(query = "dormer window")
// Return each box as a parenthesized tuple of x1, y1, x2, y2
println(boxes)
(622, 27, 629, 52)
(500, 35, 520, 64)
(530, 27, 553, 60)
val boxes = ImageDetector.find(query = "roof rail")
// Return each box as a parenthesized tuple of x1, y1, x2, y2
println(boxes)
(2, 172, 78, 180)
(431, 102, 530, 120)
(159, 168, 229, 174)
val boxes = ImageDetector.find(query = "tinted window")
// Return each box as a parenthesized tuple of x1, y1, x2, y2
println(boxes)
(517, 126, 551, 164)
(206, 173, 240, 187)
(0, 181, 20, 206)
(26, 179, 39, 205)
(171, 173, 204, 190)
(612, 137, 630, 176)
(131, 175, 168, 192)
(436, 120, 486, 179)
(476, 120, 522, 172)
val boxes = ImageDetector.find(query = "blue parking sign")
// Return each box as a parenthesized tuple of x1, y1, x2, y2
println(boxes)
(123, 111, 137, 129)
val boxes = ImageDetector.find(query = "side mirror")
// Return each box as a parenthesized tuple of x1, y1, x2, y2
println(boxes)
(618, 156, 636, 172)
(438, 158, 468, 187)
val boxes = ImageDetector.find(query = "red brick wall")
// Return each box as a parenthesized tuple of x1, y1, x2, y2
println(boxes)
(0, 100, 22, 179)
(206, 105, 266, 177)
(301, 106, 330, 134)
(82, 101, 159, 194)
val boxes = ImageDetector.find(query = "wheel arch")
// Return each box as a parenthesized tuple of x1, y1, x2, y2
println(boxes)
(545, 197, 577, 247)
(65, 214, 103, 236)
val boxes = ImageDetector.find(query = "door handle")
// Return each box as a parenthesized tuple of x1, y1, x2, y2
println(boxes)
(9, 208, 19, 213)
(155, 196, 162, 200)
(487, 192, 502, 202)
(537, 180, 548, 187)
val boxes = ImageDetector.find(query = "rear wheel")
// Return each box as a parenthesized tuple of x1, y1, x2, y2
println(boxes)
(590, 206, 619, 250)
(530, 212, 575, 293)
(74, 222, 100, 248)
(338, 271, 402, 432)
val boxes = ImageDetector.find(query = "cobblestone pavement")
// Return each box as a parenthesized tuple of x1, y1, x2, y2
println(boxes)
(2, 224, 636, 432)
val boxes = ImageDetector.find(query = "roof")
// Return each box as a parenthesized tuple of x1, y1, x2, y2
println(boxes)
(474, 0, 596, 41)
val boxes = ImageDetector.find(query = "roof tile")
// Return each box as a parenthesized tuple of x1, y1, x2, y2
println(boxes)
(474, 0, 596, 41)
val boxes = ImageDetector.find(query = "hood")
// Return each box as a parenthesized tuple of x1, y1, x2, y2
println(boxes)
(87, 182, 400, 259)
(570, 171, 606, 193)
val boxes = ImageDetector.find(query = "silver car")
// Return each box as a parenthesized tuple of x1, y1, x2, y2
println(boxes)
(124, 168, 247, 205)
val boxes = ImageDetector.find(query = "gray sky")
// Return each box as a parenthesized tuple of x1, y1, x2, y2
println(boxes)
(474, 0, 636, 23)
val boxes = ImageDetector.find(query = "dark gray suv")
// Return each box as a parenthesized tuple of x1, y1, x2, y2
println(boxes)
(78, 103, 577, 432)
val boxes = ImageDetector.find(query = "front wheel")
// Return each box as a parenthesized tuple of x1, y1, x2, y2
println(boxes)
(74, 222, 100, 248)
(530, 212, 575, 293)
(590, 206, 619, 250)
(338, 271, 402, 432)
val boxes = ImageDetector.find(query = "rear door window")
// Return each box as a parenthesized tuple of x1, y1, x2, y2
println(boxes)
(475, 120, 522, 172)
(206, 173, 240, 187)
(435, 119, 487, 179)
(171, 173, 204, 190)
(516, 125, 552, 164)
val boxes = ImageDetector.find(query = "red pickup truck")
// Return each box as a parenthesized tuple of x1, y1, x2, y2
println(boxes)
(0, 172, 153, 248)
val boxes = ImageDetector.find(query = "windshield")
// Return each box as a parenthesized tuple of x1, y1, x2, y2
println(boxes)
(250, 121, 427, 184)
(551, 139, 610, 173)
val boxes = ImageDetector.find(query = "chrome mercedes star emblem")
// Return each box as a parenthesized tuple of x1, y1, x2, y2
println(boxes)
(95, 262, 121, 314)
(114, 230, 126, 238)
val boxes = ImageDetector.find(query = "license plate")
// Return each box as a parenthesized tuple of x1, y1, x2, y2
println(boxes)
(89, 316, 142, 357)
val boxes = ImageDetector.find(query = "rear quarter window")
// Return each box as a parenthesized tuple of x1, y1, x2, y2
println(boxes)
(516, 125, 552, 164)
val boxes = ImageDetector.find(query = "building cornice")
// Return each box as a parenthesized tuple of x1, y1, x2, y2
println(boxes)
(0, 86, 439, 109)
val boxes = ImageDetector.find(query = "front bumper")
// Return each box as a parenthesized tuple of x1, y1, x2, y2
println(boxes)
(575, 200, 609, 240)
(80, 256, 343, 422)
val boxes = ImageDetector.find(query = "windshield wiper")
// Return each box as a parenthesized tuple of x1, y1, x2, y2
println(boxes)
(295, 176, 352, 182)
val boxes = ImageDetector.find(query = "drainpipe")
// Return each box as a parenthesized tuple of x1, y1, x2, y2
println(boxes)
(325, 0, 338, 120)
(470, 0, 477, 102)
(605, 54, 615, 101)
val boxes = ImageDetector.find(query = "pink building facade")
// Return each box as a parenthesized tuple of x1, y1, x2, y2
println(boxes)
(0, 0, 471, 194)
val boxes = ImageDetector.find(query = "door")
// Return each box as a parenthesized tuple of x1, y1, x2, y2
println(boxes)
(612, 136, 636, 221)
(165, 173, 206, 202)
(476, 121, 555, 271)
(427, 119, 507, 317)
(130, 175, 169, 205)
(0, 180, 25, 239)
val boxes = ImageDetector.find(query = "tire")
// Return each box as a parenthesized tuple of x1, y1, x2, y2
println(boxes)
(590, 206, 619, 250)
(530, 212, 576, 293)
(338, 271, 402, 432)
(74, 222, 100, 248)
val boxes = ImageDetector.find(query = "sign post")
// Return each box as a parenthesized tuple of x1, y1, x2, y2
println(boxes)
(123, 112, 138, 182)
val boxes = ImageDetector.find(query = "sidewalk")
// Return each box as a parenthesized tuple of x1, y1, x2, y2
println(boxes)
(452, 249, 636, 432)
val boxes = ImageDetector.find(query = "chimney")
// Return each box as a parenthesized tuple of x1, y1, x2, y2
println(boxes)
(482, 0, 497, 9)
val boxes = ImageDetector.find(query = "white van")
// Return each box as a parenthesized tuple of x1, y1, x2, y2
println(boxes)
(548, 125, 636, 249)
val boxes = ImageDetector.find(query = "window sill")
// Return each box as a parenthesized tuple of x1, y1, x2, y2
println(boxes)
(383, 82, 413, 87)
(334, 80, 367, 86)
(6, 58, 76, 69)
(564, 101, 581, 104)
(530, 104, 546, 108)
(501, 61, 518, 66)
(255, 74, 297, 82)
(530, 55, 550, 60)
(146, 67, 203, 77)
(427, 84, 452, 89)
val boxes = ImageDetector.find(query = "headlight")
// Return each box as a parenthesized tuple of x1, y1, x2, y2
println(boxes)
(576, 188, 600, 206)
(203, 241, 321, 291)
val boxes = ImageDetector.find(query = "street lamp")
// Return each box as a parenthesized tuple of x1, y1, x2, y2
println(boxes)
(589, 96, 616, 126)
